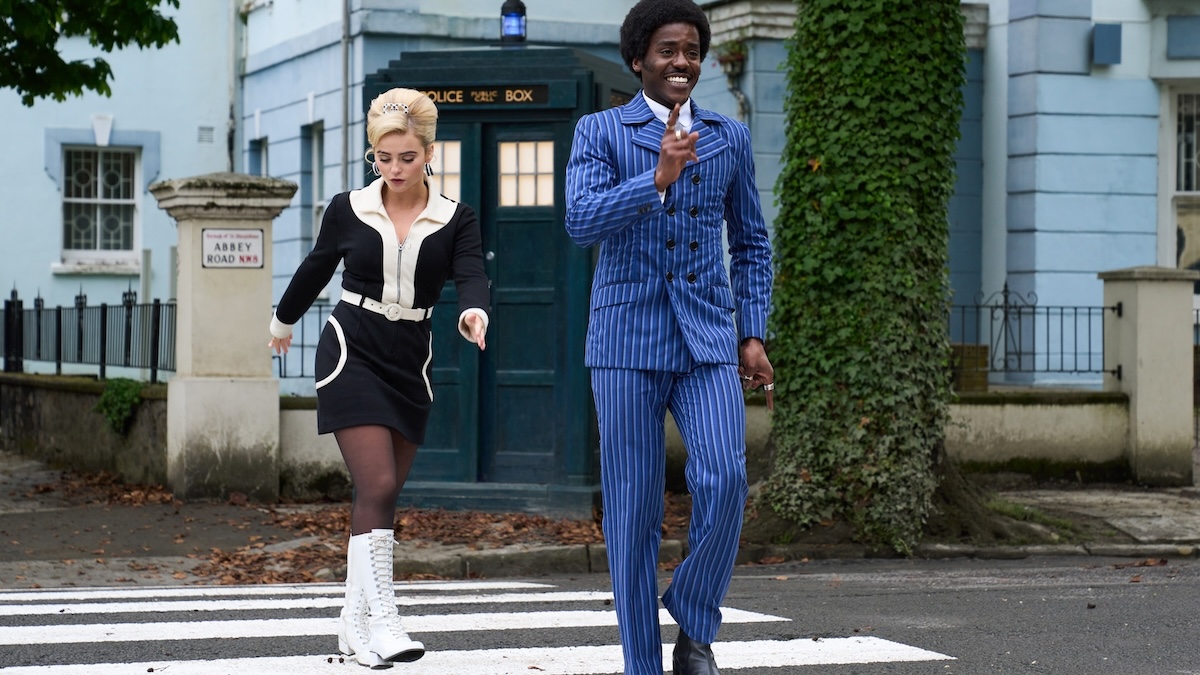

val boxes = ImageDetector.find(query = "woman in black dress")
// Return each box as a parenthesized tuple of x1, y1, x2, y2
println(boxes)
(268, 87, 489, 667)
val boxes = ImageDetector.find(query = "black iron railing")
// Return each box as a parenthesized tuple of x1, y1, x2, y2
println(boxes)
(1, 289, 176, 383)
(950, 283, 1120, 378)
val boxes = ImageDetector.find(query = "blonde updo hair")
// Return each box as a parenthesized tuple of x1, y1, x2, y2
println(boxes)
(364, 88, 438, 158)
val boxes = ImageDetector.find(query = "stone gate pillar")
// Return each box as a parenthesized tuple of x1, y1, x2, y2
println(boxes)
(150, 173, 297, 501)
(1100, 266, 1200, 486)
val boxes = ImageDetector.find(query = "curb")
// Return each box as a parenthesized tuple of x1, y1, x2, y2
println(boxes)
(385, 540, 1200, 580)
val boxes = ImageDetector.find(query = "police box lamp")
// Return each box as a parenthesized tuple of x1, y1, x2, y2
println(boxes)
(501, 0, 526, 42)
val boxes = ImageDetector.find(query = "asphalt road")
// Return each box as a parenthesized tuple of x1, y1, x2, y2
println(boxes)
(716, 555, 1200, 674)
(2, 555, 1197, 673)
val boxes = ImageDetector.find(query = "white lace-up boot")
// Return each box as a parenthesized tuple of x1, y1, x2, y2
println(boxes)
(358, 529, 425, 663)
(339, 534, 390, 668)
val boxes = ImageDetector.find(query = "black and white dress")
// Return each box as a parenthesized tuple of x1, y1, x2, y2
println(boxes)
(270, 178, 490, 443)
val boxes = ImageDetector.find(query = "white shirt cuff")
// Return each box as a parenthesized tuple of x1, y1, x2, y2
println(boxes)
(269, 313, 293, 340)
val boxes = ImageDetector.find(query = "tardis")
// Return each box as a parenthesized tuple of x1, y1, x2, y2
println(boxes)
(364, 47, 635, 517)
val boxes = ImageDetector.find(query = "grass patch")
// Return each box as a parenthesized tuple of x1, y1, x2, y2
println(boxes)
(985, 499, 1076, 533)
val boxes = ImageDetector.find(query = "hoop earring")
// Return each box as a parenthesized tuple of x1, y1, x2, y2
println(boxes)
(425, 163, 434, 177)
(371, 161, 381, 177)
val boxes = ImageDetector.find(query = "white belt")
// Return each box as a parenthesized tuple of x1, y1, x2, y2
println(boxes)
(341, 290, 432, 322)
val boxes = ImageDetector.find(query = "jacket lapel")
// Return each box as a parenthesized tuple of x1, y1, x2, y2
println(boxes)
(621, 94, 730, 161)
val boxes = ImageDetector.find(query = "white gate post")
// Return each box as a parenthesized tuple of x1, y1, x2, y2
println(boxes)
(151, 173, 296, 500)
(1099, 266, 1199, 486)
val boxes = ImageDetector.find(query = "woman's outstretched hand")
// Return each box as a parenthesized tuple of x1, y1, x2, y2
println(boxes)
(269, 335, 292, 355)
(464, 313, 487, 351)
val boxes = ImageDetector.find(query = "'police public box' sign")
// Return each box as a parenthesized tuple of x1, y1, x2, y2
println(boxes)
(202, 229, 264, 268)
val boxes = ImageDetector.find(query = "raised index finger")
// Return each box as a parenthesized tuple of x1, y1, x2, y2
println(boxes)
(666, 103, 681, 131)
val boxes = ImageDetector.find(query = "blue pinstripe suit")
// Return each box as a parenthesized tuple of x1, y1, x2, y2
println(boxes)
(565, 92, 772, 674)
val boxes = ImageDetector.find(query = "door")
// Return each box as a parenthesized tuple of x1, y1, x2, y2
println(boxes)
(412, 115, 593, 487)
(477, 124, 564, 483)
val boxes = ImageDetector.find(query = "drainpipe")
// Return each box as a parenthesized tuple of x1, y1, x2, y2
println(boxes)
(340, 0, 350, 191)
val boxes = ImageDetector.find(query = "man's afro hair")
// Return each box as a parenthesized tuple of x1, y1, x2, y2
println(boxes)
(619, 0, 712, 77)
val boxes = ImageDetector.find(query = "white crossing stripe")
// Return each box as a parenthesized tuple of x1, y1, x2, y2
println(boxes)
(0, 638, 954, 674)
(0, 580, 956, 672)
(0, 590, 615, 616)
(0, 607, 783, 645)
(0, 580, 548, 602)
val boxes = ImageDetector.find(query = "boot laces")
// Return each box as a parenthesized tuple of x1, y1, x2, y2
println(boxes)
(369, 534, 400, 619)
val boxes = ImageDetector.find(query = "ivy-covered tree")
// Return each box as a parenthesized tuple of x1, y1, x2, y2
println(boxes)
(0, 0, 180, 107)
(764, 0, 965, 552)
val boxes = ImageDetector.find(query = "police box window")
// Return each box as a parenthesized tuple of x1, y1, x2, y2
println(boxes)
(62, 147, 137, 259)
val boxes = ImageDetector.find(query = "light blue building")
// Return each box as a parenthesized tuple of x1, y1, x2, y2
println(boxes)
(0, 2, 238, 311)
(3, 0, 1198, 434)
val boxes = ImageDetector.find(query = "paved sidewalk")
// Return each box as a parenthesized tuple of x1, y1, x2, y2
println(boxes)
(3, 449, 1200, 589)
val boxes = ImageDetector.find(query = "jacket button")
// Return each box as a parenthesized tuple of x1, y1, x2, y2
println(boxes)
(689, 206, 698, 218)
(667, 206, 676, 216)
(666, 239, 676, 249)
(687, 273, 697, 283)
(666, 272, 675, 282)
(689, 241, 699, 251)
(692, 174, 701, 184)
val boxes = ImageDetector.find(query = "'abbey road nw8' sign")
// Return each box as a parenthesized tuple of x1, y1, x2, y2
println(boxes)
(202, 228, 263, 268)
(422, 84, 549, 106)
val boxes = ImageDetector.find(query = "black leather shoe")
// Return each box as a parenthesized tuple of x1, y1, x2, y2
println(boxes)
(673, 628, 720, 675)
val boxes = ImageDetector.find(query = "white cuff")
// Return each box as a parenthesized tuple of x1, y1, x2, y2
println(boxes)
(457, 308, 489, 343)
(269, 313, 293, 340)
(657, 189, 666, 203)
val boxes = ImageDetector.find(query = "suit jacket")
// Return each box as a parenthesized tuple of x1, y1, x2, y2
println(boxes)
(565, 93, 772, 371)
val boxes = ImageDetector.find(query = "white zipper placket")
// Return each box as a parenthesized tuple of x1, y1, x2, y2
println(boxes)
(396, 240, 406, 300)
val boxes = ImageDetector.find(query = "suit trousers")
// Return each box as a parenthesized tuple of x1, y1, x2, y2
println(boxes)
(592, 365, 749, 675)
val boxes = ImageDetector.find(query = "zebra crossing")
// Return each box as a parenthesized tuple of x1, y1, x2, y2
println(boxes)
(0, 581, 954, 673)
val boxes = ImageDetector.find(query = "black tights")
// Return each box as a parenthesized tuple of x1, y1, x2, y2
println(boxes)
(334, 425, 418, 535)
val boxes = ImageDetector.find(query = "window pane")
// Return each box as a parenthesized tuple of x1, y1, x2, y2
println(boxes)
(443, 141, 461, 173)
(500, 143, 517, 174)
(99, 204, 134, 250)
(441, 175, 461, 201)
(1180, 93, 1199, 192)
(66, 150, 97, 200)
(63, 202, 95, 250)
(537, 142, 553, 172)
(537, 175, 554, 206)
(520, 175, 538, 205)
(518, 142, 536, 171)
(500, 175, 517, 206)
(101, 151, 134, 200)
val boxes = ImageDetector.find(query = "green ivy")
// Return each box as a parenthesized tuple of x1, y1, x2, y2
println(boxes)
(95, 378, 144, 436)
(764, 0, 965, 552)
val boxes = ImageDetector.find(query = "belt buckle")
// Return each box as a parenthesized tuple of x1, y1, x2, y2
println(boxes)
(383, 303, 403, 321)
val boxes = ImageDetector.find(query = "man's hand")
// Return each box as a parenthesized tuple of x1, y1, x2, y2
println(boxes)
(738, 338, 774, 410)
(654, 103, 699, 192)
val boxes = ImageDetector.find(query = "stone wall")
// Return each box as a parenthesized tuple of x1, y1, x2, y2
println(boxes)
(0, 374, 168, 486)
(2, 372, 1147, 502)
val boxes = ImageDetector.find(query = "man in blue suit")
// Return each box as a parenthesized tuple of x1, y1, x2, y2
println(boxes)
(565, 1, 775, 673)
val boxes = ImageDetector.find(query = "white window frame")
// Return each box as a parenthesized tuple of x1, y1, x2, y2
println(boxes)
(1160, 86, 1200, 305)
(59, 144, 141, 267)
(498, 140, 555, 207)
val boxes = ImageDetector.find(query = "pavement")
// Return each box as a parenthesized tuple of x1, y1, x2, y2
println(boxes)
(4, 448, 1200, 589)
